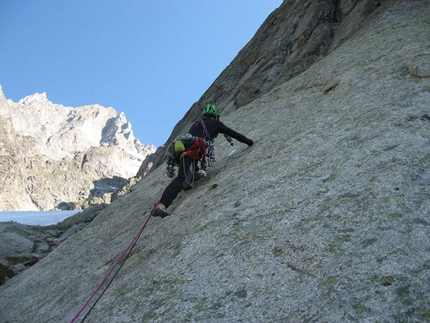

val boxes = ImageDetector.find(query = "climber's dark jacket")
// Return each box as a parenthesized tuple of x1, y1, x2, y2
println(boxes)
(188, 117, 254, 146)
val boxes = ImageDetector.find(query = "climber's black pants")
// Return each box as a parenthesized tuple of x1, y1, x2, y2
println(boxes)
(160, 155, 197, 208)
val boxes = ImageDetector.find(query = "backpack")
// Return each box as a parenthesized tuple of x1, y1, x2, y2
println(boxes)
(165, 120, 214, 178)
(166, 134, 194, 178)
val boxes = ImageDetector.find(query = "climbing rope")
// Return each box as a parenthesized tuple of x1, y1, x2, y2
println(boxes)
(69, 212, 152, 323)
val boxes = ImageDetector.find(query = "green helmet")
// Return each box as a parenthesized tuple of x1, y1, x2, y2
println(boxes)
(202, 103, 220, 117)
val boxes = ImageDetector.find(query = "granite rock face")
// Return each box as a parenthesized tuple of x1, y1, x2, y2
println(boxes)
(138, 0, 384, 175)
(0, 89, 155, 211)
(0, 0, 429, 322)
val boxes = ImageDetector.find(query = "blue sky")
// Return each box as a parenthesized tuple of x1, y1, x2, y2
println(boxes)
(1, 0, 282, 147)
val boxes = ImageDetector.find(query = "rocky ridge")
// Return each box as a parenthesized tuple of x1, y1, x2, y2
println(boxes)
(0, 0, 429, 322)
(0, 89, 155, 210)
(0, 205, 107, 285)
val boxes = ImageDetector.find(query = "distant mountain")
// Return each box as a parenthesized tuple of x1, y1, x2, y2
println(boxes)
(0, 87, 155, 210)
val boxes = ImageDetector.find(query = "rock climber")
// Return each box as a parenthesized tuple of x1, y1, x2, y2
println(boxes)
(152, 103, 255, 218)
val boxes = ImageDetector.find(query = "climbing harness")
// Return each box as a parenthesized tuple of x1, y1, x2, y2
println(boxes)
(69, 212, 152, 323)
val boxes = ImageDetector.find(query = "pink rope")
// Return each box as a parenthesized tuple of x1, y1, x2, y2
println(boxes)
(70, 212, 152, 323)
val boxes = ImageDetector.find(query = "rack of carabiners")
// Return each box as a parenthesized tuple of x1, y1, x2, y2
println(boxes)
(165, 135, 233, 178)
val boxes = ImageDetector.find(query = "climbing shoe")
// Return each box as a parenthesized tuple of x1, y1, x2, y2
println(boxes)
(152, 205, 170, 218)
